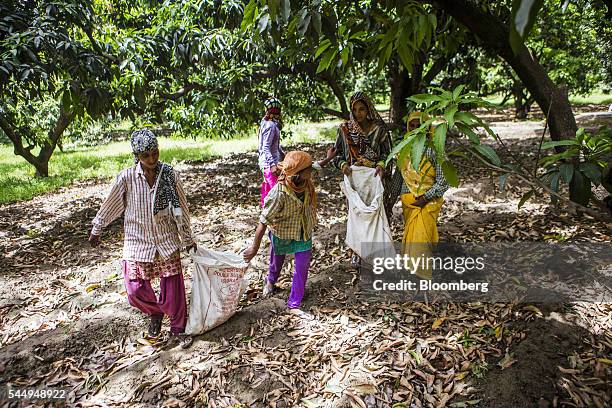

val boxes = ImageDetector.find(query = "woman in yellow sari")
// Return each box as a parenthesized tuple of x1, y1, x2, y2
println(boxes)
(395, 112, 449, 279)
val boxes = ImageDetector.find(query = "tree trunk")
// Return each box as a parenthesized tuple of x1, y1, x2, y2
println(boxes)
(0, 108, 75, 177)
(430, 0, 577, 141)
(388, 59, 423, 130)
(512, 82, 529, 119)
(320, 73, 350, 119)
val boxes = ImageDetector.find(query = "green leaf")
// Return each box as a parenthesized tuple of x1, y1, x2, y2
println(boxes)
(559, 163, 574, 184)
(349, 31, 367, 40)
(281, 0, 291, 22)
(434, 123, 447, 161)
(397, 42, 413, 71)
(314, 39, 331, 58)
(456, 123, 480, 145)
(518, 190, 535, 209)
(569, 170, 591, 206)
(510, 0, 543, 54)
(387, 131, 421, 166)
(474, 145, 501, 166)
(509, 27, 525, 56)
(316, 49, 336, 73)
(454, 111, 479, 126)
(312, 12, 322, 35)
(268, 0, 280, 20)
(441, 160, 459, 187)
(297, 12, 311, 37)
(241, 0, 257, 30)
(550, 171, 560, 192)
(575, 127, 586, 143)
(499, 174, 508, 192)
(408, 94, 442, 104)
(444, 103, 458, 129)
(512, 0, 544, 37)
(579, 162, 602, 184)
(258, 13, 270, 33)
(452, 85, 464, 100)
(397, 138, 413, 170)
(540, 139, 579, 150)
(340, 47, 349, 67)
(411, 133, 427, 171)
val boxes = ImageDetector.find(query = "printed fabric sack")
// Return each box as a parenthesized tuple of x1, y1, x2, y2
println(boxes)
(185, 247, 249, 335)
(340, 166, 396, 262)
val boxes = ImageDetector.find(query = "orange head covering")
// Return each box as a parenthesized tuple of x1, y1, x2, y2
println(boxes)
(277, 151, 317, 211)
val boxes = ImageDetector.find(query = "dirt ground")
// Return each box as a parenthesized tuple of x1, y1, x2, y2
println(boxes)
(0, 114, 610, 408)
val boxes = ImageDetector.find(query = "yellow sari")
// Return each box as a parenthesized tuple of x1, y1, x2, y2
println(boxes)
(399, 112, 444, 280)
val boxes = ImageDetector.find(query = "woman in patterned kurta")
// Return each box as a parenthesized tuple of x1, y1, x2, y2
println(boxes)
(334, 93, 393, 202)
(333, 92, 393, 266)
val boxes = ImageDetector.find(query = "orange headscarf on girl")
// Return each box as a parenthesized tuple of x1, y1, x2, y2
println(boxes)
(277, 151, 317, 212)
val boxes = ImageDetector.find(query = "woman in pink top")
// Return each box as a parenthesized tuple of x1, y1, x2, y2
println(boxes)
(88, 130, 196, 348)
(258, 97, 285, 206)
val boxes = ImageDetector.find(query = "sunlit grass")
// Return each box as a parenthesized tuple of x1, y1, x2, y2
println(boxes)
(484, 90, 612, 107)
(0, 120, 339, 205)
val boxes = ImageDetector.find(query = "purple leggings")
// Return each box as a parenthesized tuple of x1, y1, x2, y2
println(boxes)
(122, 262, 187, 333)
(268, 248, 312, 309)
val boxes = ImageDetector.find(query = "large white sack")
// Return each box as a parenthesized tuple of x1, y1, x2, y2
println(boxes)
(340, 166, 396, 262)
(185, 247, 249, 335)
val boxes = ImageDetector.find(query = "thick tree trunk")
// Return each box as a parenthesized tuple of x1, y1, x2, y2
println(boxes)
(0, 108, 75, 177)
(512, 82, 529, 119)
(431, 0, 577, 141)
(388, 60, 423, 130)
(320, 73, 350, 119)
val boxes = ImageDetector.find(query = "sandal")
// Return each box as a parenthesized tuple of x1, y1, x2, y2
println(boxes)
(262, 280, 275, 297)
(351, 253, 361, 269)
(172, 333, 194, 349)
(288, 308, 314, 320)
(148, 315, 163, 337)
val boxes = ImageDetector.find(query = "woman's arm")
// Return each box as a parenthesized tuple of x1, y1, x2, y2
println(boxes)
(89, 172, 127, 246)
(175, 171, 196, 252)
(260, 122, 278, 172)
(374, 126, 393, 176)
(413, 148, 449, 208)
(315, 146, 337, 169)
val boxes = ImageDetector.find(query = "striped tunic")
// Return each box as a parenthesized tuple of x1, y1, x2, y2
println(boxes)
(91, 163, 194, 262)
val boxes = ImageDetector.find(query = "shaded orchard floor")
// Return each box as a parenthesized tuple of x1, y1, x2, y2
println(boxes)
(0, 131, 610, 407)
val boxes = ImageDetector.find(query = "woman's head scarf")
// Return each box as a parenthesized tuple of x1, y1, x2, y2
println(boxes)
(130, 129, 182, 224)
(277, 151, 317, 212)
(348, 92, 386, 136)
(264, 97, 283, 130)
(130, 129, 158, 160)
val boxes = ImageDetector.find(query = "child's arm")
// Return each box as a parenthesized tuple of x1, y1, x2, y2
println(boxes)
(175, 172, 197, 252)
(89, 173, 127, 247)
(243, 222, 267, 263)
(243, 185, 283, 262)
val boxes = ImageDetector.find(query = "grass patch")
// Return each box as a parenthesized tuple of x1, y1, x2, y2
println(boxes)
(569, 91, 612, 106)
(484, 90, 612, 107)
(0, 120, 338, 205)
